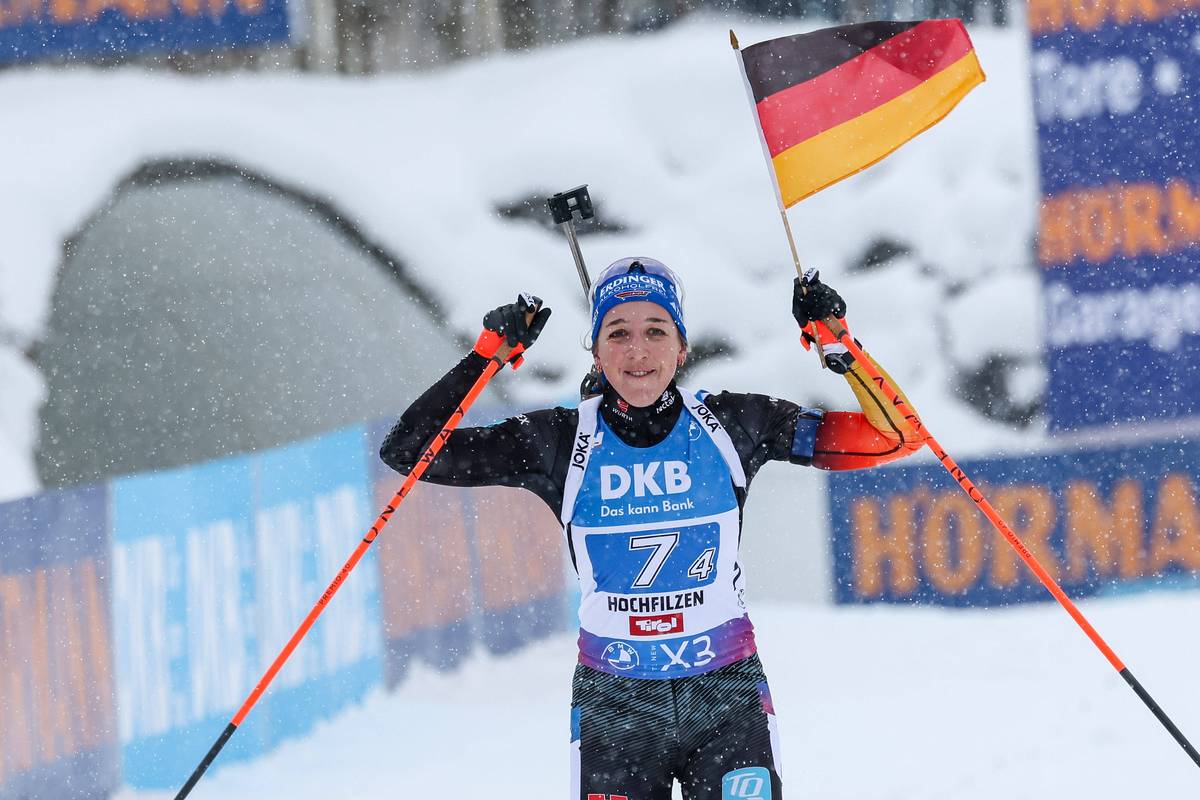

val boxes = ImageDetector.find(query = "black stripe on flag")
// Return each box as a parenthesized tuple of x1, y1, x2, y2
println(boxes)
(741, 21, 921, 103)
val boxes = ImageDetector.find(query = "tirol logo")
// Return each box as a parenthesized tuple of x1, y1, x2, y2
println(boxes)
(600, 461, 691, 499)
(601, 641, 639, 670)
(629, 613, 683, 636)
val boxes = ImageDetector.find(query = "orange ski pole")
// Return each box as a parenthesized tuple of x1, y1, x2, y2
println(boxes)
(816, 316, 1200, 770)
(172, 322, 533, 800)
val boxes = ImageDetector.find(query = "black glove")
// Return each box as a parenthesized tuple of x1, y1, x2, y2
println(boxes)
(791, 270, 846, 328)
(482, 293, 552, 349)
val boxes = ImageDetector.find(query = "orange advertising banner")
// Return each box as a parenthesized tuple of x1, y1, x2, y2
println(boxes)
(0, 485, 119, 800)
(829, 441, 1200, 605)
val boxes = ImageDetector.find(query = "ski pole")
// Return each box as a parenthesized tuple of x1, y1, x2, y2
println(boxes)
(172, 313, 538, 800)
(814, 315, 1200, 771)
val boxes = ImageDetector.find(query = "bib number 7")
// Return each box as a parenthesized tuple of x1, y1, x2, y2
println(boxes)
(628, 533, 678, 588)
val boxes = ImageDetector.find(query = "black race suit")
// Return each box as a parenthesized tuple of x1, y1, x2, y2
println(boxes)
(381, 352, 827, 800)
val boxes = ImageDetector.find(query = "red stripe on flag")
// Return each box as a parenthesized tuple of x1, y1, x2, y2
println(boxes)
(756, 19, 973, 157)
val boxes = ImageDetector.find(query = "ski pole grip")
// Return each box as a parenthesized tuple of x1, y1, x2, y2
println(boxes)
(471, 300, 543, 371)
(795, 268, 828, 367)
(506, 299, 543, 370)
(507, 344, 526, 370)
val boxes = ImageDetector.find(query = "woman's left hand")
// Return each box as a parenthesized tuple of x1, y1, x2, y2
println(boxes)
(791, 270, 846, 328)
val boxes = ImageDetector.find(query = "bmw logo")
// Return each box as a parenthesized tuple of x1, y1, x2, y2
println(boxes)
(602, 641, 639, 671)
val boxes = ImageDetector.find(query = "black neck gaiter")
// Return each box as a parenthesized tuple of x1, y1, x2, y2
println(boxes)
(599, 382, 684, 448)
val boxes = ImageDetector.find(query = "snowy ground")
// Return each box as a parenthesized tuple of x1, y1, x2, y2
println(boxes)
(115, 593, 1200, 799)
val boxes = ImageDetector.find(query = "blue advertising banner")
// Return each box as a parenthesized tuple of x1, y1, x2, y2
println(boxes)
(0, 484, 119, 800)
(828, 441, 1200, 606)
(0, 0, 290, 65)
(112, 426, 381, 789)
(112, 454, 259, 788)
(251, 426, 382, 743)
(1030, 3, 1200, 431)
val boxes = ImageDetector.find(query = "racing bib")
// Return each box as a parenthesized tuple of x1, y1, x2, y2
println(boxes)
(562, 389, 757, 679)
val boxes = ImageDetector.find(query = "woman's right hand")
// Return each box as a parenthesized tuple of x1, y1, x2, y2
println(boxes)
(474, 293, 552, 363)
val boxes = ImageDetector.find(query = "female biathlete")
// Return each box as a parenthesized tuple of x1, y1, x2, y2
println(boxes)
(380, 257, 924, 800)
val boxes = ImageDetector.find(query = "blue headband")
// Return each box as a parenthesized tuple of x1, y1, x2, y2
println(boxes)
(589, 259, 687, 344)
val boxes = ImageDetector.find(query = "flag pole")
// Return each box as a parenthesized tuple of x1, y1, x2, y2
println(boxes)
(730, 29, 826, 365)
(730, 29, 805, 280)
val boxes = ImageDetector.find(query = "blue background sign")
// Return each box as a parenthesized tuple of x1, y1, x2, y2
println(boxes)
(112, 426, 382, 789)
(1030, 6, 1200, 431)
(111, 453, 261, 787)
(829, 440, 1200, 606)
(250, 425, 382, 748)
(0, 0, 290, 65)
(0, 412, 569, 793)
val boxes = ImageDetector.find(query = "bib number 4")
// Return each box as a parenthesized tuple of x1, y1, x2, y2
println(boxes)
(687, 547, 715, 581)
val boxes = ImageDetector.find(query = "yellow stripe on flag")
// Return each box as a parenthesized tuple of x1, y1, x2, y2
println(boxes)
(771, 51, 985, 207)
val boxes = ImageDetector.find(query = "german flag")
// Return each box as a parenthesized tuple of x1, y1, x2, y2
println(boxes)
(738, 20, 984, 207)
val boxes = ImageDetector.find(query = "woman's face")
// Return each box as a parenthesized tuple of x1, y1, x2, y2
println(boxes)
(593, 301, 686, 408)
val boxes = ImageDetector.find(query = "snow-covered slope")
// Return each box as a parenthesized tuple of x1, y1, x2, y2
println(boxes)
(112, 593, 1200, 799)
(0, 17, 1040, 503)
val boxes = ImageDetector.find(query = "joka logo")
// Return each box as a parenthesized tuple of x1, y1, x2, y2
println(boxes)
(600, 461, 691, 499)
(601, 641, 639, 670)
(629, 613, 683, 636)
(690, 401, 721, 434)
(571, 432, 592, 471)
